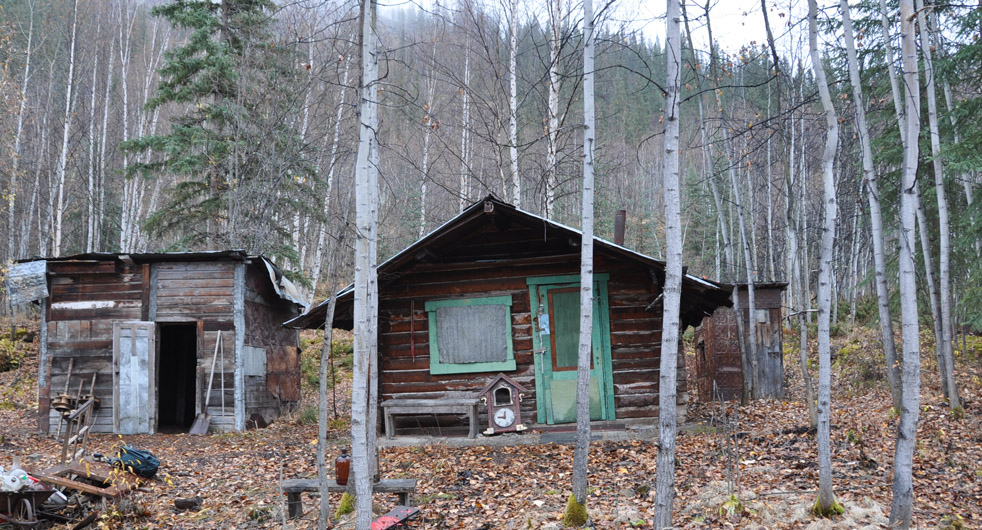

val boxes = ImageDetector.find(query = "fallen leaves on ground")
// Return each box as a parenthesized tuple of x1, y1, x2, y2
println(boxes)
(1, 326, 980, 528)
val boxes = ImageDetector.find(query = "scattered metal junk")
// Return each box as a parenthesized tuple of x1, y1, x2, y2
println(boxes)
(0, 393, 152, 528)
(0, 455, 148, 528)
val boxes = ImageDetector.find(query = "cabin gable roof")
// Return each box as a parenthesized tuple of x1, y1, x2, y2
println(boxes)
(287, 195, 730, 330)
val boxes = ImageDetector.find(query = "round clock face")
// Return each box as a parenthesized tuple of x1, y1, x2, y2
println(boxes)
(493, 407, 515, 428)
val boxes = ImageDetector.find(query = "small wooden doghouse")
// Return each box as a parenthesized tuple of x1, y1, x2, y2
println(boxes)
(692, 282, 787, 401)
(288, 196, 731, 435)
(19, 251, 307, 434)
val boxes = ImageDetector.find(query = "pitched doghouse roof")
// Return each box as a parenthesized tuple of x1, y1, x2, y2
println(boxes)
(286, 195, 731, 329)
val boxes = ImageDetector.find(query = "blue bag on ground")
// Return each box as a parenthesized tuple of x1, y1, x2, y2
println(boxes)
(110, 446, 159, 478)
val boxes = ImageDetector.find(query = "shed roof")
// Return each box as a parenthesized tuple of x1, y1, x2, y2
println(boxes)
(17, 250, 308, 310)
(287, 195, 730, 329)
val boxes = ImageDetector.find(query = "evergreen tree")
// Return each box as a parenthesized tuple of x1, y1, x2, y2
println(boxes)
(123, 0, 315, 263)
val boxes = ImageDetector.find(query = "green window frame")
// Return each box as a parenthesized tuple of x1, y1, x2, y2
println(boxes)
(425, 295, 516, 374)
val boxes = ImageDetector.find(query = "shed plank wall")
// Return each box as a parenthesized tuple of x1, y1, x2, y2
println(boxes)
(43, 262, 145, 433)
(40, 259, 300, 435)
(242, 264, 301, 425)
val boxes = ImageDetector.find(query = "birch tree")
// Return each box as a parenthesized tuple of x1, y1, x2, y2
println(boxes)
(544, 0, 561, 218)
(654, 0, 682, 526)
(723, 127, 759, 398)
(567, 0, 595, 523)
(808, 0, 841, 516)
(318, 229, 346, 529)
(889, 0, 923, 525)
(841, 0, 901, 411)
(351, 0, 380, 526)
(916, 0, 961, 412)
(680, 2, 753, 406)
(507, 0, 521, 205)
(310, 55, 352, 299)
(458, 51, 471, 213)
(53, 0, 80, 256)
(6, 0, 33, 261)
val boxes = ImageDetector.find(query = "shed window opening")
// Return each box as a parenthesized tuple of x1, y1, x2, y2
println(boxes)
(425, 296, 516, 374)
(494, 387, 513, 406)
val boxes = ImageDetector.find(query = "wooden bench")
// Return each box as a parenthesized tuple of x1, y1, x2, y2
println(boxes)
(279, 478, 417, 519)
(381, 398, 481, 439)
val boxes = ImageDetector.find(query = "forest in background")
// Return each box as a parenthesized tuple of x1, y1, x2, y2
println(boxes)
(0, 0, 979, 330)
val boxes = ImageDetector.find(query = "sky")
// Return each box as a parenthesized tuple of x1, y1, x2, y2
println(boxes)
(379, 0, 815, 54)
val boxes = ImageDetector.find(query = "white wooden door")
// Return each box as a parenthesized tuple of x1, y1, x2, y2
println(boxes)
(113, 321, 156, 434)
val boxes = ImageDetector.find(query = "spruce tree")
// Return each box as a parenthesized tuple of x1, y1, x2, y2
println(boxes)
(123, 0, 314, 261)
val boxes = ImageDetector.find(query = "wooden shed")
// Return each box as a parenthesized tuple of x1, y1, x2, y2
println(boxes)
(288, 196, 730, 434)
(21, 251, 307, 435)
(692, 282, 787, 401)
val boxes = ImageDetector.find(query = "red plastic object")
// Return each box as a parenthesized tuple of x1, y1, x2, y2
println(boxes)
(370, 506, 419, 530)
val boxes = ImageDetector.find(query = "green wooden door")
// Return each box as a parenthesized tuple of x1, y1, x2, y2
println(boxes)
(527, 275, 614, 424)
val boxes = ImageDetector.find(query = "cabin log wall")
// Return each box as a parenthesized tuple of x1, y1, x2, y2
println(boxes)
(375, 222, 686, 432)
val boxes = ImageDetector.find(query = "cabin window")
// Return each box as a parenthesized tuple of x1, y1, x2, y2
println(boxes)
(425, 295, 516, 374)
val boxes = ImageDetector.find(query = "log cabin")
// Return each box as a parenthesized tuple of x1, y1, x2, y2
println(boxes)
(287, 196, 731, 435)
(19, 251, 306, 435)
(692, 282, 787, 401)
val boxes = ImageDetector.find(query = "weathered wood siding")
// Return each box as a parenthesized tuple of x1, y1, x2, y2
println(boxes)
(155, 261, 238, 431)
(692, 285, 785, 402)
(39, 257, 300, 434)
(376, 222, 683, 431)
(692, 308, 742, 401)
(42, 261, 145, 433)
(243, 263, 301, 427)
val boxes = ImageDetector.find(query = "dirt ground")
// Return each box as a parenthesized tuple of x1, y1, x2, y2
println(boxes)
(1, 322, 980, 529)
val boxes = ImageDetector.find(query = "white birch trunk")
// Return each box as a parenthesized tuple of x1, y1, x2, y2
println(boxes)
(458, 52, 471, 213)
(809, 0, 839, 512)
(868, 0, 906, 406)
(846, 202, 861, 325)
(654, 1, 682, 526)
(916, 0, 960, 410)
(310, 57, 351, 300)
(318, 243, 342, 529)
(508, 0, 521, 206)
(572, 0, 595, 508)
(913, 181, 949, 400)
(680, 3, 753, 405)
(97, 34, 116, 252)
(785, 109, 796, 315)
(419, 59, 435, 238)
(8, 0, 33, 261)
(295, 34, 315, 265)
(723, 127, 759, 399)
(351, 1, 379, 526)
(766, 87, 775, 281)
(118, 4, 135, 251)
(889, 2, 922, 525)
(21, 94, 49, 258)
(54, 0, 80, 257)
(545, 0, 561, 219)
(86, 21, 101, 254)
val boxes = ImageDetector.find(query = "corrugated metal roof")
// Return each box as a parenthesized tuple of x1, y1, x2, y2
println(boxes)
(18, 249, 252, 263)
(17, 250, 308, 310)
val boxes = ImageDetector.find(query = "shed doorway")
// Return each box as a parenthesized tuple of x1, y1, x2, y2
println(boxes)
(157, 323, 198, 432)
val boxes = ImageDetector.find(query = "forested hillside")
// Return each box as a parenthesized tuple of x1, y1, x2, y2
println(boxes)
(1, 0, 978, 333)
